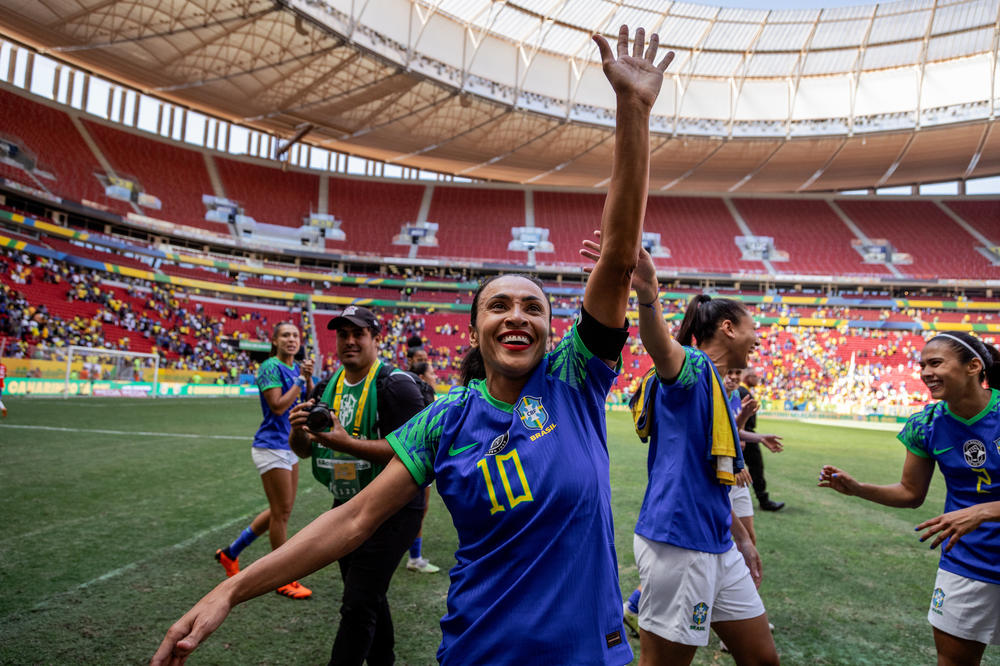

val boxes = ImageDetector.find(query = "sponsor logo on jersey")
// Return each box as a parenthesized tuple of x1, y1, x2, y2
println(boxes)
(516, 396, 549, 430)
(963, 439, 987, 467)
(487, 431, 510, 455)
(689, 602, 709, 630)
(447, 441, 480, 456)
(931, 587, 945, 615)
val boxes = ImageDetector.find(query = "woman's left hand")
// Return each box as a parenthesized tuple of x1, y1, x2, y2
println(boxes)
(916, 505, 988, 551)
(300, 359, 314, 380)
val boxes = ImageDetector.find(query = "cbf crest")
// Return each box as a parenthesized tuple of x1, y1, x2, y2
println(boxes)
(516, 396, 549, 430)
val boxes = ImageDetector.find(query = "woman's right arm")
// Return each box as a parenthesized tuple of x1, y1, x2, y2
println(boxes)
(818, 451, 934, 508)
(150, 460, 419, 665)
(261, 380, 305, 416)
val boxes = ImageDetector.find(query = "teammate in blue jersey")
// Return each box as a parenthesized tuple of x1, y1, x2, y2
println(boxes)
(600, 243, 779, 665)
(820, 331, 1000, 665)
(152, 24, 673, 666)
(214, 321, 314, 599)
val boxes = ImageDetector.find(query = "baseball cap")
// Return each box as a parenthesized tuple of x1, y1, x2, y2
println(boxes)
(328, 305, 380, 333)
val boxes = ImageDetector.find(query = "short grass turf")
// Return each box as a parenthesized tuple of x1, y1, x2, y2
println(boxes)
(0, 397, 996, 665)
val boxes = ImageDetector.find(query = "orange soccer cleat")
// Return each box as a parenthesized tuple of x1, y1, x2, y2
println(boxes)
(214, 549, 240, 578)
(275, 581, 313, 599)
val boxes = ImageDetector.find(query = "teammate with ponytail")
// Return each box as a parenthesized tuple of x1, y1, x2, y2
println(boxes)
(590, 242, 779, 665)
(820, 331, 1000, 665)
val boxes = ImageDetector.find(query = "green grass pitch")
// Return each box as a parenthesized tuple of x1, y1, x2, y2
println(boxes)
(0, 397, 996, 665)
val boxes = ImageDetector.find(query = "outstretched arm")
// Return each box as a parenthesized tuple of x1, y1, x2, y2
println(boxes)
(818, 451, 934, 508)
(150, 460, 419, 665)
(583, 26, 673, 330)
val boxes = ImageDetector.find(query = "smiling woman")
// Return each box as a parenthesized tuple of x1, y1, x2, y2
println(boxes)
(820, 331, 1000, 665)
(152, 24, 674, 666)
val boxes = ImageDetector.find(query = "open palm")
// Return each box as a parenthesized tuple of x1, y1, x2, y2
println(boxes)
(593, 26, 675, 109)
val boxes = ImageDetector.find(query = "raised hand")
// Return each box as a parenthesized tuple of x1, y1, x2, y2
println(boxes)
(580, 230, 658, 302)
(736, 395, 758, 429)
(593, 26, 675, 110)
(300, 358, 314, 380)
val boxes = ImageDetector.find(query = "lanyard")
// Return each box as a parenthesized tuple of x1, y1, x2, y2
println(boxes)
(332, 361, 380, 438)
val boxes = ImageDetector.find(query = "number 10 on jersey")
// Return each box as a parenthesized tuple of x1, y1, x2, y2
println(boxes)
(477, 450, 534, 515)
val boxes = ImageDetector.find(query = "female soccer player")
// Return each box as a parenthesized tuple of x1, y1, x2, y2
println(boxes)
(597, 244, 779, 665)
(213, 321, 314, 599)
(152, 25, 672, 666)
(820, 332, 1000, 665)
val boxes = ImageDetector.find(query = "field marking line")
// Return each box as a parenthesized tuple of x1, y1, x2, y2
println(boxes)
(796, 418, 902, 432)
(15, 486, 318, 618)
(0, 424, 246, 440)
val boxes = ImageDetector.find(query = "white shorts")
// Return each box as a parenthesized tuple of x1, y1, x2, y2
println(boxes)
(928, 568, 1000, 645)
(251, 446, 299, 475)
(729, 484, 754, 518)
(634, 534, 765, 646)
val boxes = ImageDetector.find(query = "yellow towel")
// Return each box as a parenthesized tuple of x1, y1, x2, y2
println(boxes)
(709, 366, 738, 485)
(630, 368, 657, 442)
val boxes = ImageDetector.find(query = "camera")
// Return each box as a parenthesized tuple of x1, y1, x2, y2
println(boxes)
(305, 401, 333, 433)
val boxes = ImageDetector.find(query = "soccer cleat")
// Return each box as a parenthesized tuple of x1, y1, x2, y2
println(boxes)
(406, 557, 440, 573)
(214, 549, 239, 578)
(760, 500, 785, 512)
(276, 581, 312, 599)
(1, 407, 6, 418)
(622, 601, 639, 638)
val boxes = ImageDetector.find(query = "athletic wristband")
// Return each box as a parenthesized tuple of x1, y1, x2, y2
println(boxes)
(295, 376, 307, 390)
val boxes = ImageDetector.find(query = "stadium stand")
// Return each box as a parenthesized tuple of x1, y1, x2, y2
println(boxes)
(643, 196, 763, 273)
(532, 191, 606, 265)
(0, 87, 128, 215)
(325, 176, 424, 257)
(214, 156, 320, 229)
(837, 199, 1000, 280)
(84, 120, 230, 235)
(943, 200, 1000, 248)
(427, 186, 524, 263)
(732, 198, 891, 277)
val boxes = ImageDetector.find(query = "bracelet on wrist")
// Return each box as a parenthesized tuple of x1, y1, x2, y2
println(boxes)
(638, 297, 658, 309)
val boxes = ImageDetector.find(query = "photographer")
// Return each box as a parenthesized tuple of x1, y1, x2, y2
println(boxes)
(289, 306, 426, 666)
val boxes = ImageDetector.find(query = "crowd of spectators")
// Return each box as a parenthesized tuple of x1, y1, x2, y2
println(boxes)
(4, 246, 999, 417)
(0, 248, 305, 379)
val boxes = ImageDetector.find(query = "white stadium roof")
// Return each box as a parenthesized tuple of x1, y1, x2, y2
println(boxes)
(0, 0, 997, 191)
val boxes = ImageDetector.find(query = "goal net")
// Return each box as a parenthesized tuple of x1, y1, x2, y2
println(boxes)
(61, 346, 160, 398)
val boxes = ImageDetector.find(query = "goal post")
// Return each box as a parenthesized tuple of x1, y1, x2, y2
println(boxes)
(63, 346, 160, 399)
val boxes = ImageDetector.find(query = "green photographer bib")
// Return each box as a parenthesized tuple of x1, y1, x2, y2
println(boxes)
(311, 362, 384, 501)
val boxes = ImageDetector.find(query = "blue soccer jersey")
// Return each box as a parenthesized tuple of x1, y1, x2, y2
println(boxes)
(897, 388, 1000, 584)
(633, 347, 743, 554)
(388, 323, 632, 666)
(253, 357, 300, 450)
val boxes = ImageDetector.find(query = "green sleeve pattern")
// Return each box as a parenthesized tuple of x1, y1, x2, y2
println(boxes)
(547, 323, 590, 390)
(256, 359, 282, 391)
(669, 347, 703, 391)
(387, 389, 464, 486)
(896, 406, 934, 458)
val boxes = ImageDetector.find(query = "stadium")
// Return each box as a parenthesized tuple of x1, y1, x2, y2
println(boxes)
(0, 0, 999, 663)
